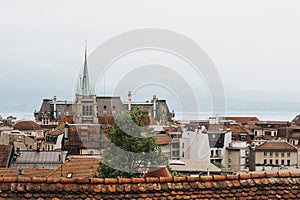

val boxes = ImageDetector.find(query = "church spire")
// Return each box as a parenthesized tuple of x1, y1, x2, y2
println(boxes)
(76, 41, 94, 96)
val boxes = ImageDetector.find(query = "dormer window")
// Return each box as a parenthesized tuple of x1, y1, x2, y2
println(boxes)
(240, 134, 247, 141)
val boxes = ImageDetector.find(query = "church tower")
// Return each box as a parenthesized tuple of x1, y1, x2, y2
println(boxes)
(73, 42, 98, 124)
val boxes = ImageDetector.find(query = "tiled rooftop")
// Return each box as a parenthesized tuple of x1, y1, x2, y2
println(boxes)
(289, 132, 300, 139)
(0, 144, 12, 167)
(47, 156, 99, 179)
(225, 124, 252, 142)
(155, 134, 171, 145)
(98, 115, 115, 125)
(13, 120, 41, 130)
(60, 115, 74, 124)
(0, 168, 53, 177)
(256, 141, 297, 151)
(0, 172, 300, 199)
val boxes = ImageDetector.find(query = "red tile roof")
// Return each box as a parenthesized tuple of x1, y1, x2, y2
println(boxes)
(0, 168, 53, 177)
(289, 132, 300, 139)
(143, 167, 171, 177)
(60, 115, 74, 124)
(98, 115, 115, 125)
(64, 125, 106, 155)
(0, 144, 12, 167)
(13, 120, 41, 130)
(47, 157, 99, 179)
(1, 172, 300, 199)
(155, 134, 171, 145)
(225, 124, 252, 142)
(256, 141, 297, 151)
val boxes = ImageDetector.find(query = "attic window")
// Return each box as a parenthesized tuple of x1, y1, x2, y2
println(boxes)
(240, 134, 247, 141)
(66, 173, 73, 178)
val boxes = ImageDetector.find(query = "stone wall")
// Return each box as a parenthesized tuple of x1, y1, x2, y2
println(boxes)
(1, 172, 300, 199)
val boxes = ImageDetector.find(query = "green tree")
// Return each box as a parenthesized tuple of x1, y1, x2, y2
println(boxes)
(212, 160, 224, 168)
(94, 107, 168, 178)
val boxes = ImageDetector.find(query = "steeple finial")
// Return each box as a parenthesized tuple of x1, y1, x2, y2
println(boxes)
(76, 41, 94, 96)
(84, 40, 87, 63)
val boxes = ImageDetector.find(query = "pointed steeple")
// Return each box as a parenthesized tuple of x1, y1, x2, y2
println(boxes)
(76, 41, 94, 96)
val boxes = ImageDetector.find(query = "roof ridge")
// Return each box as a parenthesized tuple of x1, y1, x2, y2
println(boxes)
(1, 171, 300, 184)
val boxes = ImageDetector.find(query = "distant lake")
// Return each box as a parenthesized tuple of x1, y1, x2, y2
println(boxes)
(175, 111, 299, 121)
(1, 111, 299, 122)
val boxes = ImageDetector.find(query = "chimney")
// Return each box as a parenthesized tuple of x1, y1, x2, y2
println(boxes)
(53, 96, 57, 119)
(16, 147, 20, 156)
(153, 95, 157, 119)
(128, 91, 132, 111)
(64, 123, 69, 139)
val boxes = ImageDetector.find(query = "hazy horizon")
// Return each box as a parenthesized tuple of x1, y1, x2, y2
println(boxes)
(1, 1, 300, 118)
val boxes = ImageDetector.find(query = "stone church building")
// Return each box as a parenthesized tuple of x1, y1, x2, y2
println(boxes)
(34, 46, 174, 126)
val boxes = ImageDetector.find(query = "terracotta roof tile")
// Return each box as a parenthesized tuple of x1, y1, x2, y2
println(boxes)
(289, 132, 300, 139)
(256, 141, 297, 151)
(13, 120, 41, 130)
(0, 144, 12, 167)
(144, 167, 171, 178)
(47, 156, 99, 179)
(225, 124, 252, 142)
(60, 115, 74, 124)
(98, 115, 115, 125)
(1, 171, 300, 199)
(155, 134, 171, 145)
(0, 168, 53, 177)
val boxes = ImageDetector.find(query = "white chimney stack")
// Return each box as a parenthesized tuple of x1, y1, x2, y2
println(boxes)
(64, 122, 69, 139)
(128, 91, 132, 111)
(53, 96, 57, 119)
(153, 95, 157, 119)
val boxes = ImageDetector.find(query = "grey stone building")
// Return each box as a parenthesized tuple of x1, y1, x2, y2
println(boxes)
(34, 46, 174, 124)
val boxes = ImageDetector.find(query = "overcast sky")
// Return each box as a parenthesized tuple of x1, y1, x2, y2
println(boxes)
(1, 0, 300, 114)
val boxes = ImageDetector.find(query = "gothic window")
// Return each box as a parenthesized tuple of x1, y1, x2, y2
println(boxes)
(89, 106, 92, 116)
